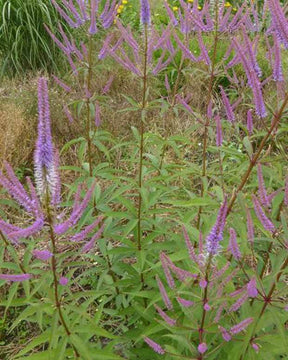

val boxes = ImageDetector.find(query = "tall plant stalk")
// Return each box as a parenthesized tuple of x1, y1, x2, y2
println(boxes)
(86, 35, 94, 177)
(45, 193, 79, 358)
(137, 24, 149, 288)
(197, 0, 220, 229)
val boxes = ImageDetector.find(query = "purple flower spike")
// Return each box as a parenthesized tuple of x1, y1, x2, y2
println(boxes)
(220, 86, 235, 122)
(252, 195, 275, 233)
(267, 0, 288, 49)
(52, 75, 72, 92)
(160, 252, 175, 289)
(229, 293, 248, 312)
(257, 164, 270, 208)
(198, 343, 207, 354)
(199, 279, 207, 289)
(144, 337, 165, 355)
(89, 0, 98, 35)
(95, 102, 101, 127)
(34, 77, 60, 203)
(219, 326, 231, 342)
(154, 304, 176, 326)
(247, 277, 258, 298)
(33, 250, 53, 261)
(230, 318, 253, 335)
(140, 0, 151, 25)
(205, 198, 228, 256)
(204, 303, 211, 311)
(156, 275, 173, 310)
(81, 223, 104, 253)
(247, 109, 254, 135)
(0, 274, 31, 282)
(176, 297, 194, 307)
(228, 228, 241, 261)
(59, 276, 69, 286)
(252, 343, 260, 353)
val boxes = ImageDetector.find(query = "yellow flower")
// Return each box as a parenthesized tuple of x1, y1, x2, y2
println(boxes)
(232, 7, 237, 11)
(172, 6, 178, 12)
(224, 2, 232, 7)
(122, 0, 128, 3)
(119, 4, 124, 9)
(117, 7, 122, 13)
(188, 0, 194, 2)
(198, 5, 202, 10)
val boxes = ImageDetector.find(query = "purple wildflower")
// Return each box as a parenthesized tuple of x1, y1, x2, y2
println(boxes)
(247, 209, 254, 245)
(228, 228, 241, 260)
(273, 34, 284, 81)
(214, 302, 226, 323)
(33, 250, 53, 261)
(59, 276, 69, 286)
(89, 0, 98, 34)
(204, 303, 211, 311)
(247, 109, 254, 135)
(252, 195, 275, 233)
(176, 297, 194, 307)
(52, 75, 71, 92)
(0, 274, 31, 282)
(205, 198, 228, 256)
(220, 86, 235, 122)
(154, 304, 176, 326)
(229, 293, 249, 312)
(247, 277, 258, 298)
(198, 343, 207, 354)
(8, 218, 44, 241)
(230, 318, 253, 335)
(160, 252, 175, 289)
(71, 217, 103, 242)
(257, 164, 270, 208)
(156, 275, 173, 310)
(81, 223, 105, 253)
(64, 105, 74, 123)
(219, 326, 231, 342)
(251, 343, 260, 353)
(34, 77, 60, 203)
(267, 0, 288, 49)
(140, 0, 151, 25)
(199, 279, 207, 289)
(102, 75, 114, 94)
(144, 337, 165, 355)
(183, 226, 199, 264)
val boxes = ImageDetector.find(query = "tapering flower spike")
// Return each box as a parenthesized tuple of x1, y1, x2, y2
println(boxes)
(247, 109, 253, 135)
(34, 77, 60, 204)
(144, 337, 165, 355)
(219, 326, 232, 342)
(205, 198, 228, 256)
(156, 275, 173, 310)
(219, 86, 235, 122)
(247, 209, 254, 245)
(0, 274, 31, 282)
(230, 318, 253, 335)
(257, 164, 270, 208)
(140, 0, 151, 25)
(228, 228, 241, 260)
(154, 304, 176, 326)
(285, 176, 288, 206)
(252, 195, 275, 233)
(267, 0, 288, 49)
(215, 114, 223, 147)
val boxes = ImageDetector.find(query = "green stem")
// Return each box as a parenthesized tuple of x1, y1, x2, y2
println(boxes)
(45, 196, 79, 358)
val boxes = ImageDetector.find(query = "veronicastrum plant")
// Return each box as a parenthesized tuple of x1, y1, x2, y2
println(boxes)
(0, 0, 288, 359)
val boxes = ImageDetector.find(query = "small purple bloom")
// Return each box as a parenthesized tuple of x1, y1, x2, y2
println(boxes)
(219, 326, 231, 342)
(154, 304, 176, 326)
(247, 277, 258, 298)
(156, 275, 173, 310)
(59, 276, 69, 286)
(228, 228, 241, 260)
(198, 342, 207, 354)
(251, 343, 260, 353)
(204, 303, 211, 311)
(176, 297, 194, 307)
(199, 279, 207, 289)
